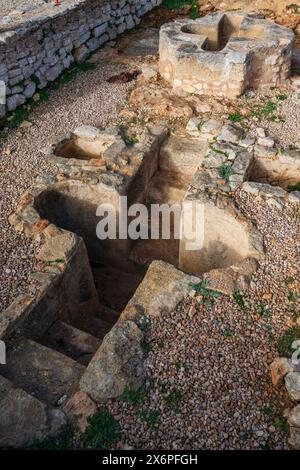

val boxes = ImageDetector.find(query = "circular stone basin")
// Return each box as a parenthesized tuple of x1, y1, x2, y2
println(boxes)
(159, 11, 294, 98)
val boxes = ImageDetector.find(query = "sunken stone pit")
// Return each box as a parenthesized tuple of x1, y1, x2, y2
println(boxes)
(159, 11, 295, 98)
(9, 115, 300, 446)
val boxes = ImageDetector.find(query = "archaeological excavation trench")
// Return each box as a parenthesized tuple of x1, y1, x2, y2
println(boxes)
(0, 121, 266, 439)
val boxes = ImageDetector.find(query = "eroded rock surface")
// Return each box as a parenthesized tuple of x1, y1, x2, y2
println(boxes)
(80, 320, 145, 402)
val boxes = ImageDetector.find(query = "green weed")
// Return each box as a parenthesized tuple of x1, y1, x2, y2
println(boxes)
(218, 162, 235, 181)
(119, 387, 145, 407)
(278, 326, 300, 357)
(139, 410, 159, 429)
(190, 279, 221, 308)
(232, 291, 247, 311)
(80, 411, 120, 450)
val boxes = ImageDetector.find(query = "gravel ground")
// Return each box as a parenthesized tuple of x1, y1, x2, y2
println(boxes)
(0, 1, 80, 31)
(0, 60, 134, 312)
(234, 84, 300, 148)
(108, 195, 300, 450)
(0, 0, 48, 18)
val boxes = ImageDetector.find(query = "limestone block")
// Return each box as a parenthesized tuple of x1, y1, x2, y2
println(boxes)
(80, 320, 145, 401)
(159, 13, 294, 98)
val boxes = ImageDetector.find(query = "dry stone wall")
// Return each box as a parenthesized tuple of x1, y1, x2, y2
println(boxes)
(0, 0, 161, 118)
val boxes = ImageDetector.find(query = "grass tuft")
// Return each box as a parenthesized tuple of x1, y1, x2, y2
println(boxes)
(80, 411, 120, 450)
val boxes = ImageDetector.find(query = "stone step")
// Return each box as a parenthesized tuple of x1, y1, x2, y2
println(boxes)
(0, 339, 85, 405)
(0, 374, 66, 448)
(72, 315, 112, 339)
(147, 170, 188, 204)
(92, 265, 144, 313)
(159, 135, 206, 180)
(39, 321, 102, 366)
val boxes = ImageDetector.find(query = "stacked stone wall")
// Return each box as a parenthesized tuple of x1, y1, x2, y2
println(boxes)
(0, 0, 161, 117)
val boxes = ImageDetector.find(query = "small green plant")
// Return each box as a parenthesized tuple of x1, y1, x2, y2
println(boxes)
(288, 181, 300, 192)
(278, 326, 300, 357)
(257, 302, 271, 319)
(124, 135, 139, 146)
(139, 410, 160, 429)
(189, 2, 200, 19)
(251, 100, 278, 122)
(47, 258, 65, 265)
(175, 361, 186, 371)
(228, 112, 245, 123)
(158, 381, 168, 394)
(232, 291, 246, 311)
(80, 411, 120, 450)
(119, 386, 145, 407)
(262, 405, 272, 415)
(288, 3, 300, 14)
(141, 337, 153, 353)
(39, 89, 50, 103)
(136, 314, 151, 332)
(190, 279, 221, 308)
(276, 94, 287, 101)
(31, 74, 40, 86)
(218, 162, 235, 181)
(77, 62, 97, 72)
(273, 417, 289, 433)
(292, 65, 300, 76)
(287, 290, 299, 303)
(164, 387, 183, 411)
(225, 328, 234, 338)
(8, 107, 29, 128)
(209, 144, 229, 158)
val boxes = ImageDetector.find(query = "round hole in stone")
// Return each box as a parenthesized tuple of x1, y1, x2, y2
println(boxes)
(179, 202, 252, 275)
(54, 135, 110, 161)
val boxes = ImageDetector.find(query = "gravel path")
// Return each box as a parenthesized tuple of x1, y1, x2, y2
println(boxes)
(234, 84, 300, 149)
(0, 60, 134, 312)
(0, 0, 49, 18)
(108, 195, 300, 450)
(0, 1, 83, 31)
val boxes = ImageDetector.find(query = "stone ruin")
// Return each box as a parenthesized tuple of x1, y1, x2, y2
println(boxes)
(159, 11, 295, 98)
(2, 113, 300, 446)
(0, 4, 299, 449)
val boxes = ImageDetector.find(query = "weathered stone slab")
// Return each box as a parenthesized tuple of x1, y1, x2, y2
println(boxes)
(80, 320, 145, 402)
(1, 339, 85, 405)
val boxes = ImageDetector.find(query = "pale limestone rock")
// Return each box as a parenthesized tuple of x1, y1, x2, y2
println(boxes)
(36, 232, 77, 263)
(256, 127, 266, 138)
(257, 137, 275, 148)
(121, 260, 198, 320)
(201, 119, 223, 136)
(287, 404, 300, 449)
(218, 124, 245, 144)
(159, 12, 294, 99)
(270, 357, 294, 386)
(285, 372, 300, 402)
(80, 321, 145, 402)
(186, 117, 201, 136)
(0, 388, 47, 448)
